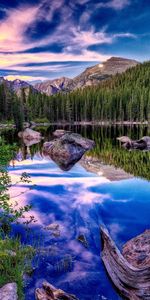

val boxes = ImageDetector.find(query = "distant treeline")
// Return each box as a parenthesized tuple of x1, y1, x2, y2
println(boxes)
(0, 61, 150, 127)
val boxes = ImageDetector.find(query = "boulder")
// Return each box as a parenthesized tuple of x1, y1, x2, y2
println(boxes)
(53, 129, 71, 138)
(117, 135, 150, 150)
(18, 128, 42, 142)
(43, 132, 95, 171)
(35, 281, 78, 300)
(0, 283, 18, 300)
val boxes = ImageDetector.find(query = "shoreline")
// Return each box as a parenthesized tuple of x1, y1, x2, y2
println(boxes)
(0, 120, 150, 130)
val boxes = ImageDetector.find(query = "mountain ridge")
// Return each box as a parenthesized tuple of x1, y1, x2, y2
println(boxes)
(0, 57, 140, 96)
(34, 57, 140, 95)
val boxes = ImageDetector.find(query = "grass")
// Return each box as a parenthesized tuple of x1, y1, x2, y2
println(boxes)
(0, 235, 35, 299)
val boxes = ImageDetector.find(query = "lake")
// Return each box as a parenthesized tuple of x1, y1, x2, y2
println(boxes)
(2, 125, 150, 300)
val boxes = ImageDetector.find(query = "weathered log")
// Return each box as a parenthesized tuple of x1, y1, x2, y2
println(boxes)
(35, 281, 78, 300)
(101, 226, 150, 300)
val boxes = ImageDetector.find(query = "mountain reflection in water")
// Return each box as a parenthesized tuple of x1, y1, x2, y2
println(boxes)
(3, 124, 149, 180)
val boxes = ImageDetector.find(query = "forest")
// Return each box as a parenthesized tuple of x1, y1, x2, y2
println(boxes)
(0, 61, 150, 126)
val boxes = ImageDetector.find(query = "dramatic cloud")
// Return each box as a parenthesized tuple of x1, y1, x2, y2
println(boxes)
(0, 0, 149, 81)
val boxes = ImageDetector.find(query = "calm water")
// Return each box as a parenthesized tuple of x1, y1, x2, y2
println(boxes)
(3, 125, 150, 300)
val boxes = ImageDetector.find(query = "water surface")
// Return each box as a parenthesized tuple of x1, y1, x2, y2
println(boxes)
(5, 125, 150, 299)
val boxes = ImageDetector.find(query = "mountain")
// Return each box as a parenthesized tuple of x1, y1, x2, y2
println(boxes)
(34, 57, 139, 95)
(0, 77, 36, 97)
(35, 77, 72, 96)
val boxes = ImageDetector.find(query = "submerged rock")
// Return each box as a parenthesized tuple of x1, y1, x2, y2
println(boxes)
(35, 281, 78, 300)
(77, 234, 88, 248)
(0, 282, 18, 300)
(43, 132, 95, 171)
(117, 135, 150, 150)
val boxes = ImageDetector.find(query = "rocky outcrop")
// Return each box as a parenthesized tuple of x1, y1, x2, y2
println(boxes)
(35, 281, 78, 300)
(117, 136, 150, 150)
(34, 57, 139, 95)
(101, 226, 150, 300)
(35, 77, 72, 96)
(43, 132, 95, 170)
(0, 282, 18, 300)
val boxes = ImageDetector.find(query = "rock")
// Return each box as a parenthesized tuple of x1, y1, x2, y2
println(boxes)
(117, 135, 150, 150)
(44, 223, 60, 237)
(117, 136, 132, 144)
(44, 223, 59, 231)
(5, 250, 16, 257)
(136, 136, 150, 150)
(77, 234, 88, 248)
(18, 128, 42, 142)
(35, 281, 79, 300)
(122, 229, 150, 268)
(53, 129, 71, 138)
(0, 282, 18, 300)
(43, 132, 95, 171)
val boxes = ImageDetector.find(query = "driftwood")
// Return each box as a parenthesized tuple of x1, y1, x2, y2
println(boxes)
(35, 281, 79, 300)
(101, 226, 150, 300)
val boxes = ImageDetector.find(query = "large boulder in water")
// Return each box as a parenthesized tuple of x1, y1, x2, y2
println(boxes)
(43, 132, 95, 171)
(18, 128, 42, 142)
(35, 281, 78, 300)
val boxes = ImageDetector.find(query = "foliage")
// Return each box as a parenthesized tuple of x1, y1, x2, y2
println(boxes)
(0, 235, 35, 299)
(0, 139, 35, 298)
(21, 61, 150, 123)
(1, 61, 150, 125)
(0, 141, 33, 233)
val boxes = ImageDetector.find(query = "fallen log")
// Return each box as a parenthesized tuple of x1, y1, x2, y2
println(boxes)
(35, 281, 79, 300)
(101, 226, 150, 300)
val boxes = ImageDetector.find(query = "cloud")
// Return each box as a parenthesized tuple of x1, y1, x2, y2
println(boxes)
(4, 75, 48, 82)
(0, 0, 141, 80)
(98, 0, 130, 10)
(0, 5, 39, 52)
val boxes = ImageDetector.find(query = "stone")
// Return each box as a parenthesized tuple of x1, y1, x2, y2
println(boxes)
(0, 283, 18, 300)
(77, 234, 88, 248)
(43, 132, 95, 171)
(35, 281, 79, 300)
(18, 128, 42, 141)
(44, 223, 59, 231)
(117, 135, 150, 150)
(53, 129, 70, 138)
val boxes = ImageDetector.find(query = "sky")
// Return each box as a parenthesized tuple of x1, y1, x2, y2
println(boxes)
(0, 0, 150, 82)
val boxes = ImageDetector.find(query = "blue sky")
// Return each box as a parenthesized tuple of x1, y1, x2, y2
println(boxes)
(0, 0, 150, 81)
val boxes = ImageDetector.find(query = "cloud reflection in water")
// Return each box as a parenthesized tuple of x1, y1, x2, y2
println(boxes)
(8, 156, 150, 300)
